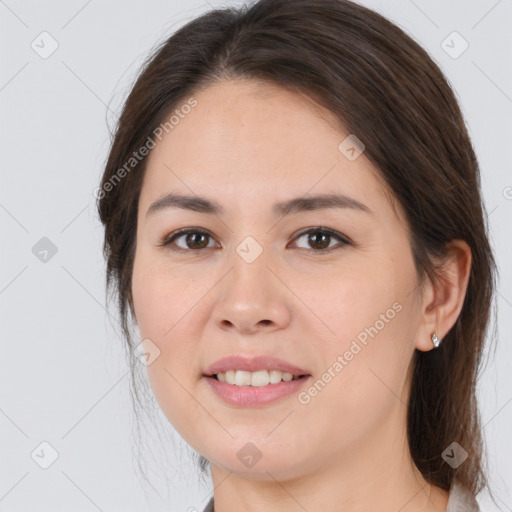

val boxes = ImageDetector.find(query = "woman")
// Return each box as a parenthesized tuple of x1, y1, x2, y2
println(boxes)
(97, 0, 497, 510)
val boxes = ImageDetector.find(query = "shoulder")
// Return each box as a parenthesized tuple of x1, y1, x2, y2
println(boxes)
(200, 484, 480, 512)
(200, 496, 214, 512)
(446, 481, 481, 512)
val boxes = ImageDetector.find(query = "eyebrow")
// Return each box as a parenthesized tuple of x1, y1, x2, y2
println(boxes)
(145, 192, 373, 218)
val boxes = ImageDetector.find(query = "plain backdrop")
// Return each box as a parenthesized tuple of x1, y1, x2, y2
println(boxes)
(1, 1, 511, 511)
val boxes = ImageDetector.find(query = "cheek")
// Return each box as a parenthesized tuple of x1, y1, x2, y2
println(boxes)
(296, 296, 415, 458)
(132, 249, 195, 340)
(295, 260, 407, 344)
(132, 255, 205, 435)
(301, 259, 418, 402)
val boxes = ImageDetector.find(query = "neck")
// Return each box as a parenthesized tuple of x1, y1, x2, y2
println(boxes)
(208, 414, 449, 512)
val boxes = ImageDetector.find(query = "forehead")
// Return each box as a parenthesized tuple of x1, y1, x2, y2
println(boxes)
(139, 78, 397, 221)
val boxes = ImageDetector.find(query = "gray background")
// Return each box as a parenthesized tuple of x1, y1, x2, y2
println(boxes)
(1, 0, 511, 511)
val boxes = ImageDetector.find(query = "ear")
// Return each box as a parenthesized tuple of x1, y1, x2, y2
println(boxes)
(415, 240, 472, 352)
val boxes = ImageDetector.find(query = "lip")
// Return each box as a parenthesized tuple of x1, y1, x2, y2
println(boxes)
(204, 355, 310, 377)
(203, 374, 312, 407)
(202, 355, 312, 407)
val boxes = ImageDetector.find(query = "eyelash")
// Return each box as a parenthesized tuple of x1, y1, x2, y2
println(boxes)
(157, 226, 352, 254)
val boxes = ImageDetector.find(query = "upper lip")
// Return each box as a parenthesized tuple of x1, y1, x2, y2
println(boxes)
(204, 355, 310, 377)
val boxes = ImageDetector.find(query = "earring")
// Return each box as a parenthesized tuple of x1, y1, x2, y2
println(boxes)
(431, 333, 442, 348)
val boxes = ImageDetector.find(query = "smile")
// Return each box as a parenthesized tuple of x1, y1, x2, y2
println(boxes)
(214, 369, 303, 386)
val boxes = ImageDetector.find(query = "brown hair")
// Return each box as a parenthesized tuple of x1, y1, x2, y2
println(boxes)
(97, 0, 498, 500)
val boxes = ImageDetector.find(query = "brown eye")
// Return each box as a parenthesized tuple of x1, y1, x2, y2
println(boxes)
(182, 231, 210, 250)
(292, 227, 351, 253)
(159, 226, 351, 254)
(159, 228, 217, 252)
(305, 231, 331, 250)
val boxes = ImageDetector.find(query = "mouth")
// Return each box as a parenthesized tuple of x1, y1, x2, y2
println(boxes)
(204, 354, 310, 380)
(203, 371, 312, 407)
(202, 355, 312, 405)
(207, 370, 309, 386)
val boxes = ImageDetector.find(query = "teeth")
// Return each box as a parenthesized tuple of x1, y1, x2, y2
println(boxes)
(269, 370, 283, 384)
(235, 370, 251, 386)
(215, 369, 299, 386)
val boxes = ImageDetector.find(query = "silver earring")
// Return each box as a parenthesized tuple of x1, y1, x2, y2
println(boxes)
(432, 333, 441, 348)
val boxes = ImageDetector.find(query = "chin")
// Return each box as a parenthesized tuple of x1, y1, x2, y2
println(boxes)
(208, 444, 309, 481)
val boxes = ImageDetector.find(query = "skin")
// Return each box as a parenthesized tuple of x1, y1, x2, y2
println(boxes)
(131, 78, 472, 512)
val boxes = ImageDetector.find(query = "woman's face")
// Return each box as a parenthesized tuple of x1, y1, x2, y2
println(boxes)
(132, 78, 429, 480)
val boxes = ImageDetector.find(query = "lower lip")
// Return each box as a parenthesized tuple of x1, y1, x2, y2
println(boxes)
(203, 375, 312, 407)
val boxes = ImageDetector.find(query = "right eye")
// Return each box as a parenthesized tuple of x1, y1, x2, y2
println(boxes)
(158, 228, 218, 252)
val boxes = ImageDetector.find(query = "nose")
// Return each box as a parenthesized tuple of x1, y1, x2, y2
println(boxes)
(211, 248, 292, 336)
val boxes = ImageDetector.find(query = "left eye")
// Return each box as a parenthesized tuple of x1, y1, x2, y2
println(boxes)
(158, 227, 351, 254)
(292, 227, 351, 253)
